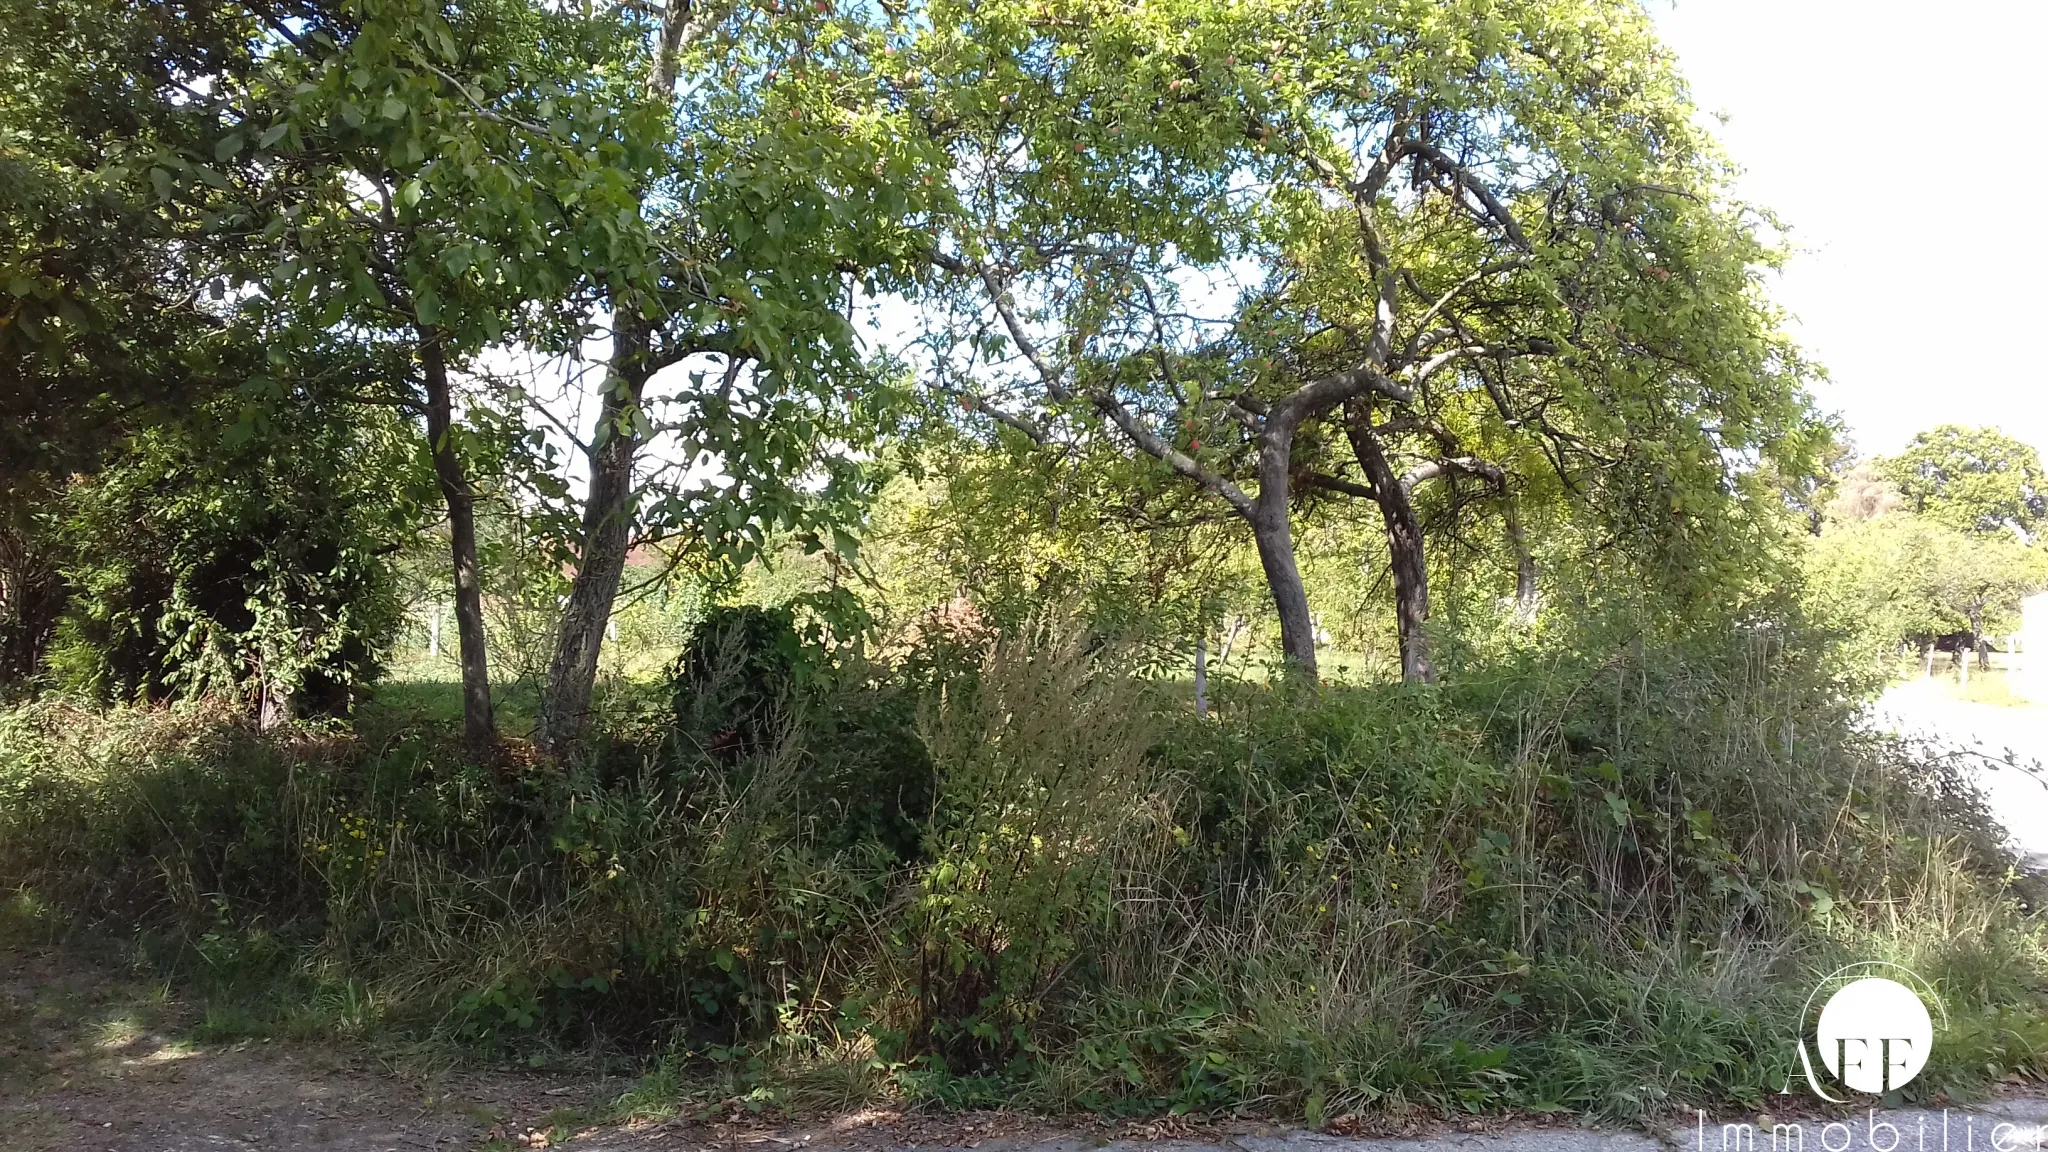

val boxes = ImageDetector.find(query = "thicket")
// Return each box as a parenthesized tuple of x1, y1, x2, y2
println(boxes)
(39, 393, 428, 719)
(3, 604, 2043, 1121)
(4, 0, 2046, 1126)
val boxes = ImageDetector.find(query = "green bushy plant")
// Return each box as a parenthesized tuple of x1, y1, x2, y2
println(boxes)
(2, 608, 2042, 1121)
(44, 395, 427, 720)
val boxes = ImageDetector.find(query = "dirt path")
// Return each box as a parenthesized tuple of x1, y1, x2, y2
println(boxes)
(0, 944, 596, 1150)
(0, 942, 1136, 1151)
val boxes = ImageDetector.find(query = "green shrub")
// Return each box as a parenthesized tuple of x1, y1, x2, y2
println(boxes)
(1, 615, 2042, 1121)
(44, 396, 425, 720)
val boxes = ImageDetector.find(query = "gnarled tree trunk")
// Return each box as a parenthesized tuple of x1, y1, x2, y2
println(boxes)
(1346, 409, 1436, 684)
(1505, 499, 1538, 624)
(1253, 419, 1319, 678)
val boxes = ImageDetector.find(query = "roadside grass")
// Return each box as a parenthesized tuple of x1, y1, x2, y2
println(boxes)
(3, 618, 2046, 1125)
(1929, 667, 2040, 709)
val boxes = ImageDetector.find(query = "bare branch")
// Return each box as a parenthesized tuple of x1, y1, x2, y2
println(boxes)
(1094, 399, 1257, 518)
(1300, 470, 1378, 500)
(932, 250, 1254, 518)
(1402, 455, 1507, 494)
(1281, 362, 1413, 418)
(948, 386, 1050, 443)
(1401, 260, 1527, 361)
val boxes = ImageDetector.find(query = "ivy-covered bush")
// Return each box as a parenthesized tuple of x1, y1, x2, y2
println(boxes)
(45, 394, 428, 720)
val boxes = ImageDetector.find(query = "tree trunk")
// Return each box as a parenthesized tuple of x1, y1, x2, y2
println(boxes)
(1505, 501, 1538, 625)
(419, 327, 495, 750)
(1217, 614, 1245, 665)
(256, 658, 292, 731)
(1193, 629, 1208, 717)
(1347, 412, 1437, 684)
(542, 317, 651, 750)
(1251, 421, 1318, 678)
(539, 3, 693, 753)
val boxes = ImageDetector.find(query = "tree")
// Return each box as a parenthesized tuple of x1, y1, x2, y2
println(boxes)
(537, 0, 945, 750)
(1, 0, 312, 684)
(914, 0, 1825, 681)
(1880, 425, 2046, 540)
(1927, 530, 2044, 670)
(1806, 511, 2046, 674)
(0, 0, 260, 485)
(173, 0, 667, 748)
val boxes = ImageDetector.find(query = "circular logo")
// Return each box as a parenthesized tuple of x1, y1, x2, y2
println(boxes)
(1813, 975, 1933, 1094)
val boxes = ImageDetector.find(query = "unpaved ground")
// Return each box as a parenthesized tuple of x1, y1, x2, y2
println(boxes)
(0, 944, 569, 1149)
(6, 943, 2046, 1152)
(1875, 679, 2048, 869)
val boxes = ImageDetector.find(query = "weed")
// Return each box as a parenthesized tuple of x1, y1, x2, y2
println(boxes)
(1, 616, 2043, 1122)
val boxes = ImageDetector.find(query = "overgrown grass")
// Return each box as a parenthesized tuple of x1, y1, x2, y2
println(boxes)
(2, 617, 2044, 1124)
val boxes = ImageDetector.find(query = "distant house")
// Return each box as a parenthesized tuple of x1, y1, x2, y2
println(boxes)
(2021, 592, 2048, 703)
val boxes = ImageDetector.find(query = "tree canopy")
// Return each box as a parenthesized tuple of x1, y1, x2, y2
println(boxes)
(1880, 424, 2047, 540)
(3, 0, 1853, 715)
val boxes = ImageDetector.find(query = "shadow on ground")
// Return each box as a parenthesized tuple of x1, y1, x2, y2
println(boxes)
(0, 944, 558, 1150)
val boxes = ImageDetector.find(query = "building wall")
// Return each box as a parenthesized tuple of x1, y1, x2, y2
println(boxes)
(2022, 592, 2048, 702)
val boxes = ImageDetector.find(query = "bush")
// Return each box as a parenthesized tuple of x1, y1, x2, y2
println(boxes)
(1, 614, 2042, 1121)
(43, 396, 425, 721)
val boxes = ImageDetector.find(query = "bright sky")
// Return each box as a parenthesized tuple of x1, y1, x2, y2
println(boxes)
(1652, 0, 2048, 461)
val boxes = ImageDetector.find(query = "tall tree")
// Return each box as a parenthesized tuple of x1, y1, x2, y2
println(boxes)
(915, 0, 1826, 681)
(194, 0, 664, 747)
(2, 0, 290, 681)
(538, 0, 941, 749)
(1880, 424, 2046, 540)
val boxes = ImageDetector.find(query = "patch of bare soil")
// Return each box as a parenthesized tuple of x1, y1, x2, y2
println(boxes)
(0, 944, 606, 1151)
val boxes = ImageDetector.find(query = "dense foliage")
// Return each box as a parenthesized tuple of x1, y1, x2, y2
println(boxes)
(2, 0, 2045, 1129)
(46, 392, 428, 719)
(4, 612, 2045, 1119)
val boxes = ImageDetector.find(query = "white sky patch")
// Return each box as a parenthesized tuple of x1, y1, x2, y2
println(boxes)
(465, 332, 733, 508)
(1653, 0, 2048, 460)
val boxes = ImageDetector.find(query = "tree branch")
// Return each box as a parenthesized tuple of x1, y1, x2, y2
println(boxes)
(1300, 470, 1378, 500)
(1408, 142, 1531, 252)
